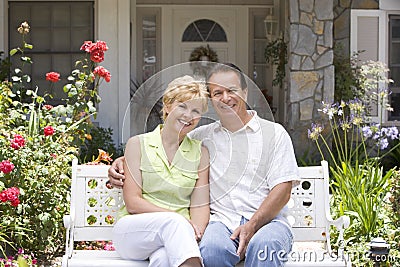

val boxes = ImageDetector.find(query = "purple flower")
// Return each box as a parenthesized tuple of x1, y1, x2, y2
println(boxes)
(387, 126, 399, 140)
(362, 126, 373, 138)
(379, 138, 389, 150)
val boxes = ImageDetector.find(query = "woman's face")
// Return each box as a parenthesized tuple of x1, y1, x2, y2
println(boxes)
(164, 98, 204, 137)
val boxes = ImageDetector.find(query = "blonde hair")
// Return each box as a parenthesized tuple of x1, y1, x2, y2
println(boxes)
(162, 75, 208, 120)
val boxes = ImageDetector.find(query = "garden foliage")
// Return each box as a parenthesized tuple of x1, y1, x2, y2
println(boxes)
(0, 21, 111, 262)
(308, 60, 400, 265)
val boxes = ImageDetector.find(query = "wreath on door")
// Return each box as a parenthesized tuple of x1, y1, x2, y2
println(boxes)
(189, 44, 218, 62)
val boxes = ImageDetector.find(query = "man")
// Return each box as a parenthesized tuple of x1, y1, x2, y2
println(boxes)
(109, 63, 299, 266)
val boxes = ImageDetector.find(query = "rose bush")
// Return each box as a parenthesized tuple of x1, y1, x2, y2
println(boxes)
(0, 21, 111, 262)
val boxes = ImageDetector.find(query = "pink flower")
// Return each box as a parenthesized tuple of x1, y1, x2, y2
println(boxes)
(43, 125, 55, 136)
(104, 241, 115, 251)
(10, 134, 25, 150)
(93, 66, 111, 82)
(0, 160, 15, 174)
(46, 72, 60, 82)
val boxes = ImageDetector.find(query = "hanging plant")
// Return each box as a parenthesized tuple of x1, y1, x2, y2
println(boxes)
(264, 35, 287, 88)
(189, 44, 218, 62)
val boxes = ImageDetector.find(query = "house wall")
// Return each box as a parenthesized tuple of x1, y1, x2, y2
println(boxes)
(96, 0, 131, 145)
(334, 0, 379, 57)
(0, 1, 4, 54)
(136, 0, 273, 5)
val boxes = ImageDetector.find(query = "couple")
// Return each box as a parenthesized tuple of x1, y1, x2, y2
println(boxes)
(109, 63, 300, 267)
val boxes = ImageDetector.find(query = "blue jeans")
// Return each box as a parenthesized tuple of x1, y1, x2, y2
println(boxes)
(199, 218, 293, 267)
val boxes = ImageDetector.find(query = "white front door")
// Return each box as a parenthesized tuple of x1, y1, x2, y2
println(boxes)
(171, 7, 237, 65)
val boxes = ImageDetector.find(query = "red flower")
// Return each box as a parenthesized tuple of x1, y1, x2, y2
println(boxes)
(0, 160, 15, 174)
(10, 198, 20, 207)
(10, 134, 25, 150)
(44, 125, 55, 136)
(46, 72, 60, 82)
(80, 41, 93, 52)
(93, 66, 111, 82)
(80, 40, 108, 63)
(0, 192, 7, 202)
(90, 50, 105, 63)
(43, 104, 53, 111)
(92, 41, 108, 52)
(0, 187, 20, 207)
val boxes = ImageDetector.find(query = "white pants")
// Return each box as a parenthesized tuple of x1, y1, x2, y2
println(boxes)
(112, 212, 202, 267)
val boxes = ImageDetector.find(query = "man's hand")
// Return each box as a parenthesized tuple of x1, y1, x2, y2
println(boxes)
(230, 222, 257, 259)
(107, 156, 125, 188)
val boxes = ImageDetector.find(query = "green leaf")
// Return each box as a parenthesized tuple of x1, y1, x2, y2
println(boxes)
(63, 84, 72, 92)
(9, 48, 18, 56)
(36, 96, 45, 104)
(24, 43, 33, 49)
(22, 74, 31, 83)
(17, 256, 29, 267)
(11, 76, 21, 82)
(21, 56, 33, 63)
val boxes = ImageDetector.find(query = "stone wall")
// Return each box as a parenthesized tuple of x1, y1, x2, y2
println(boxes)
(286, 0, 379, 162)
(287, 0, 334, 161)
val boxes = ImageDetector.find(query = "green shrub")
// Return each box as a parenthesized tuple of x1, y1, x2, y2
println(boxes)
(79, 126, 124, 164)
(0, 51, 11, 81)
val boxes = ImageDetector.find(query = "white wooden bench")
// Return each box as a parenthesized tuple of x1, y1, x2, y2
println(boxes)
(62, 159, 351, 267)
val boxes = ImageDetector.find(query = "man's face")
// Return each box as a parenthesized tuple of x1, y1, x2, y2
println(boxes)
(208, 71, 248, 119)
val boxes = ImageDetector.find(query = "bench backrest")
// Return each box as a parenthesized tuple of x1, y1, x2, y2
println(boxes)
(70, 159, 331, 244)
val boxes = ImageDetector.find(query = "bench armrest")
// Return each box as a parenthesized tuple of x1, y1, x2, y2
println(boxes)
(63, 214, 74, 258)
(326, 215, 350, 258)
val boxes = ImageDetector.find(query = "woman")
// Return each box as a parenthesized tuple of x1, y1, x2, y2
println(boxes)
(112, 75, 210, 267)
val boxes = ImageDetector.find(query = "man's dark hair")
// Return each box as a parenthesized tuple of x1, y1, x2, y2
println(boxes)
(206, 62, 247, 91)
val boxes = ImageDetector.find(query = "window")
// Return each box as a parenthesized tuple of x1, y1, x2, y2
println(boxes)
(350, 10, 386, 122)
(136, 7, 161, 84)
(389, 15, 400, 121)
(8, 1, 94, 105)
(249, 8, 275, 115)
(182, 19, 227, 42)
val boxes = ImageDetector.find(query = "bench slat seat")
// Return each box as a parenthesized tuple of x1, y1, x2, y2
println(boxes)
(62, 159, 351, 267)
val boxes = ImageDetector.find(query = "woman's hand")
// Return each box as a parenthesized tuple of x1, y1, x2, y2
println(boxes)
(188, 219, 203, 242)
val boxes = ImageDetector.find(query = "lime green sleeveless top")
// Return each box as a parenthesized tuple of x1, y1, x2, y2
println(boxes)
(119, 125, 202, 219)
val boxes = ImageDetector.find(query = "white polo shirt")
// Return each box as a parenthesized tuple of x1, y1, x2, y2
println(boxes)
(189, 111, 299, 231)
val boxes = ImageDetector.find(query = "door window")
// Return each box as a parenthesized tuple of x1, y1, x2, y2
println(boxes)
(136, 8, 161, 84)
(182, 19, 227, 42)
